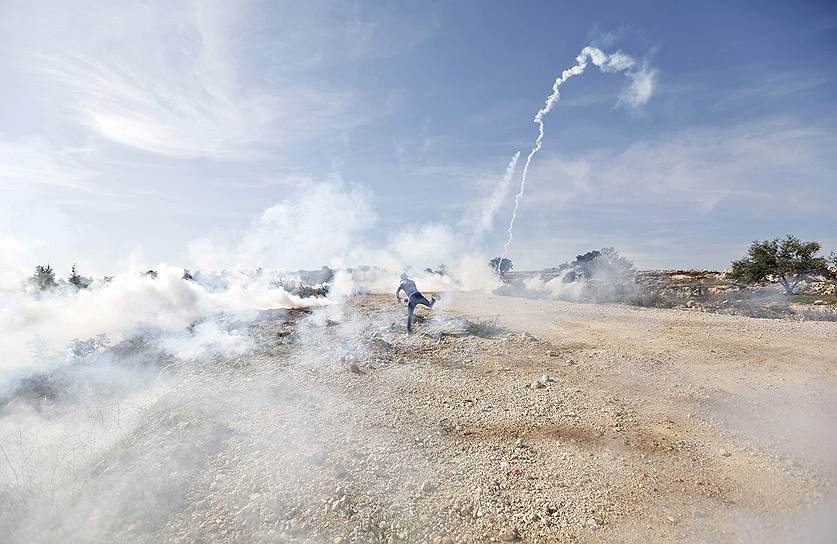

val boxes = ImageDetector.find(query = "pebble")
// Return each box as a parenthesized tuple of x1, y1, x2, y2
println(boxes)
(498, 527, 520, 541)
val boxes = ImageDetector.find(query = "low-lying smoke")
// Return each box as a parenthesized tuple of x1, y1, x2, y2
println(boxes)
(504, 248, 640, 303)
(0, 267, 332, 394)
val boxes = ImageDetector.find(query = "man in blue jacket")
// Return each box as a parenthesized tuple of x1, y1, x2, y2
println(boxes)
(396, 272, 436, 334)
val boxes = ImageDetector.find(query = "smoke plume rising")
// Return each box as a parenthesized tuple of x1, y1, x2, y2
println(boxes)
(499, 46, 655, 268)
(473, 152, 520, 242)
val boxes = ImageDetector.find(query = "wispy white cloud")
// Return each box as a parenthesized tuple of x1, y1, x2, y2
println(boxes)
(527, 117, 837, 214)
(618, 62, 658, 108)
(35, 50, 282, 159)
(25, 0, 350, 161)
(0, 138, 93, 190)
(9, 1, 392, 160)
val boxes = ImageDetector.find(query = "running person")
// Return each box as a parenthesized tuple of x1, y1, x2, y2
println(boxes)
(396, 273, 436, 334)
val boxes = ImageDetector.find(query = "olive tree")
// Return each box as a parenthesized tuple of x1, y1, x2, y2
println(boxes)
(729, 235, 830, 295)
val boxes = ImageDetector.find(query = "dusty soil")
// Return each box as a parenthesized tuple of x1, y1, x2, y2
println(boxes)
(3, 292, 836, 543)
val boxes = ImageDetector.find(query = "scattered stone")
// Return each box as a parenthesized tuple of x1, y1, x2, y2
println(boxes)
(498, 527, 520, 542)
(421, 479, 436, 495)
(719, 448, 732, 457)
(347, 363, 362, 374)
(585, 517, 602, 530)
(371, 338, 394, 350)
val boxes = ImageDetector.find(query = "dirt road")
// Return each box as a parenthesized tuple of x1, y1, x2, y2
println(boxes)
(441, 292, 837, 542)
(4, 292, 836, 543)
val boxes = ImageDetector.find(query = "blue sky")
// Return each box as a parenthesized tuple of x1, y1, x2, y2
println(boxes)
(1, 0, 835, 277)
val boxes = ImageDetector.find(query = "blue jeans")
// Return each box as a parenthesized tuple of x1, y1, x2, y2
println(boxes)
(407, 293, 434, 332)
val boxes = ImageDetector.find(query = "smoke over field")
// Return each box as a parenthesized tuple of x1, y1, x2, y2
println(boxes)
(0, 154, 530, 540)
(3, 183, 835, 543)
(505, 248, 641, 303)
(2, 2, 837, 541)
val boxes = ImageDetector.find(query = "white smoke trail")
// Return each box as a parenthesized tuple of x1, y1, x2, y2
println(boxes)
(498, 46, 645, 268)
(473, 151, 520, 241)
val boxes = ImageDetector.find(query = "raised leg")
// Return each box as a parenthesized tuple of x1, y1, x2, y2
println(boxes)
(414, 295, 434, 308)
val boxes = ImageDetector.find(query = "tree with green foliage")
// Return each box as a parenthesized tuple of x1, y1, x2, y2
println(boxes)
(31, 264, 58, 291)
(489, 257, 513, 276)
(729, 235, 830, 295)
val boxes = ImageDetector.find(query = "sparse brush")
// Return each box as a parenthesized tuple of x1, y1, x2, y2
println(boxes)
(466, 316, 502, 338)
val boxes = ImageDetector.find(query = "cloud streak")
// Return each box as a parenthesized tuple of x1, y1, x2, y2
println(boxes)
(33, 37, 279, 159)
(17, 1, 363, 160)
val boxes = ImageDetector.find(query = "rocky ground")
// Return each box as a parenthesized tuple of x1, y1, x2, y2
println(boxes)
(633, 269, 837, 319)
(505, 267, 837, 320)
(2, 293, 836, 543)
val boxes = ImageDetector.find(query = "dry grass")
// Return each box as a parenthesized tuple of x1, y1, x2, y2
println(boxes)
(465, 316, 502, 338)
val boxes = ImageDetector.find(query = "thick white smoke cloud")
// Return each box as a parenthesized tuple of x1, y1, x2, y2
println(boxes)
(0, 266, 330, 391)
(388, 223, 458, 268)
(523, 273, 586, 301)
(1, 171, 514, 393)
(189, 180, 376, 272)
(498, 46, 656, 267)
